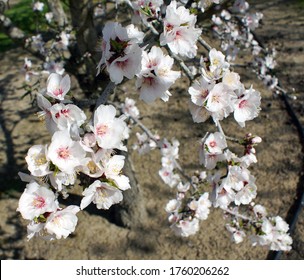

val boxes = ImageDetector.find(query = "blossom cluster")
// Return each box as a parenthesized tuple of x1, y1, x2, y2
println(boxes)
(97, 21, 181, 103)
(15, 0, 293, 251)
(225, 204, 292, 251)
(158, 139, 181, 188)
(165, 184, 211, 237)
(211, 0, 279, 91)
(17, 73, 131, 240)
(201, 132, 261, 209)
(189, 48, 261, 127)
(107, 0, 292, 251)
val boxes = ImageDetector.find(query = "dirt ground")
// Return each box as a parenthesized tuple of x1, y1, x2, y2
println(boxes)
(0, 0, 303, 260)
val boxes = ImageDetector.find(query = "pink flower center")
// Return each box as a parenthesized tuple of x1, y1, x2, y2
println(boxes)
(175, 30, 182, 39)
(55, 109, 70, 119)
(166, 24, 174, 32)
(57, 147, 70, 159)
(143, 77, 155, 86)
(32, 196, 46, 209)
(116, 59, 128, 69)
(147, 59, 157, 68)
(61, 109, 70, 117)
(209, 141, 216, 148)
(96, 124, 108, 137)
(239, 99, 247, 109)
(53, 88, 64, 97)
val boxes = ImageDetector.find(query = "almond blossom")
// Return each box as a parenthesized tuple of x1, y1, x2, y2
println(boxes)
(159, 167, 181, 188)
(92, 104, 129, 151)
(188, 192, 212, 220)
(47, 130, 86, 174)
(233, 86, 261, 127)
(188, 101, 211, 123)
(97, 22, 144, 84)
(188, 77, 215, 107)
(132, 132, 157, 154)
(171, 218, 200, 237)
(17, 181, 58, 220)
(25, 145, 51, 177)
(205, 83, 235, 120)
(49, 103, 87, 132)
(202, 48, 230, 80)
(136, 46, 180, 103)
(131, 0, 163, 23)
(45, 205, 80, 239)
(121, 97, 140, 118)
(36, 94, 58, 134)
(46, 73, 71, 100)
(199, 132, 227, 169)
(80, 180, 123, 210)
(160, 1, 202, 58)
(251, 216, 292, 251)
(103, 155, 130, 190)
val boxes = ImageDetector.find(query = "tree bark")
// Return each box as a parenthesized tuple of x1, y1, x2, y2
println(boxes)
(110, 151, 148, 229)
(47, 0, 68, 28)
(67, 0, 102, 93)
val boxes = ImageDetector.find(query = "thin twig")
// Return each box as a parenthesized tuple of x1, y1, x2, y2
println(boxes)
(129, 115, 161, 145)
(198, 36, 212, 51)
(94, 81, 116, 109)
(224, 208, 252, 222)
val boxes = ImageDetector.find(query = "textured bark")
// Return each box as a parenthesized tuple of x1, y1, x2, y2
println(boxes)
(68, 0, 98, 56)
(110, 151, 148, 229)
(67, 0, 101, 93)
(47, 0, 68, 27)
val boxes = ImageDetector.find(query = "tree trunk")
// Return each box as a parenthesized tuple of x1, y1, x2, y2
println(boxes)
(110, 151, 148, 229)
(68, 0, 101, 93)
(47, 0, 68, 28)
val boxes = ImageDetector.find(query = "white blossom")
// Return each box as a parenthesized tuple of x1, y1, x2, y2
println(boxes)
(103, 155, 130, 190)
(188, 77, 215, 106)
(46, 73, 71, 100)
(47, 130, 86, 174)
(160, 1, 201, 58)
(80, 180, 123, 210)
(136, 46, 180, 103)
(25, 145, 51, 177)
(17, 181, 58, 220)
(132, 132, 157, 154)
(97, 22, 144, 84)
(45, 206, 80, 239)
(33, 2, 44, 12)
(121, 97, 140, 118)
(159, 168, 181, 188)
(92, 104, 129, 151)
(233, 86, 261, 127)
(171, 218, 200, 237)
(50, 103, 86, 132)
(189, 192, 212, 220)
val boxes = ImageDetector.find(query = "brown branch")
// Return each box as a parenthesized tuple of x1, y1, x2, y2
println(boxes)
(47, 0, 69, 28)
